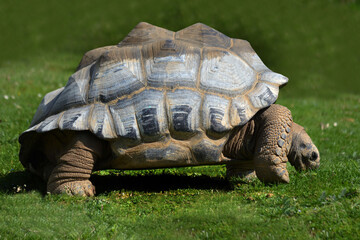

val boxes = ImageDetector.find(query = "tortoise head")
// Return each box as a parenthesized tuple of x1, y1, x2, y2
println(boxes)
(288, 123, 320, 171)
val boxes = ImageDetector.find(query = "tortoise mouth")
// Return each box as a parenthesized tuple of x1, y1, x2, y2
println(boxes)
(291, 148, 320, 171)
(292, 154, 306, 171)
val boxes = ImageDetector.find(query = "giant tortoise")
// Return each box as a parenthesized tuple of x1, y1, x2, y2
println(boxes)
(19, 22, 320, 196)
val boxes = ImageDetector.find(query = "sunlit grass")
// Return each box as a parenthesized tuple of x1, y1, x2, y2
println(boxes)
(1, 0, 360, 239)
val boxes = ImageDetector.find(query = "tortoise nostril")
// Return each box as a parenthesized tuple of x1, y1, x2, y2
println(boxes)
(310, 151, 318, 161)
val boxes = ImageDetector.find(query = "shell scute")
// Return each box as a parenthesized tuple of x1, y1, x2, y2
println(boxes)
(109, 96, 141, 141)
(200, 49, 256, 96)
(143, 40, 200, 89)
(230, 39, 269, 72)
(59, 105, 92, 131)
(90, 104, 117, 139)
(230, 96, 254, 126)
(36, 112, 62, 133)
(134, 89, 168, 141)
(30, 87, 64, 126)
(108, 89, 168, 143)
(167, 89, 202, 138)
(49, 64, 91, 115)
(77, 45, 118, 70)
(88, 47, 145, 103)
(248, 83, 279, 109)
(202, 94, 231, 136)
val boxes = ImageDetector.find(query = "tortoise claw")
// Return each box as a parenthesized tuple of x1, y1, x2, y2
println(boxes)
(48, 180, 95, 196)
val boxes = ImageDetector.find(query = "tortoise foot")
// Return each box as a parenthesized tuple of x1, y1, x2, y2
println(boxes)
(48, 180, 95, 196)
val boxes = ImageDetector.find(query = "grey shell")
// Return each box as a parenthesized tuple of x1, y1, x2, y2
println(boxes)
(21, 22, 288, 166)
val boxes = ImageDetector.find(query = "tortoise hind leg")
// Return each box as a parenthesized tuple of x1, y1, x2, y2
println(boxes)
(42, 131, 105, 196)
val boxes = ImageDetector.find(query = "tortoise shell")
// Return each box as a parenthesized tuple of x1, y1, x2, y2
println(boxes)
(20, 22, 288, 169)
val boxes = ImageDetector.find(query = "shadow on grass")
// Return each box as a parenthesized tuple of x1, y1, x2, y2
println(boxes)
(0, 171, 233, 196)
(0, 171, 46, 195)
(91, 173, 233, 195)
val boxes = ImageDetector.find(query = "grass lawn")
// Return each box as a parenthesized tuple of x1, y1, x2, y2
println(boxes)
(0, 0, 359, 239)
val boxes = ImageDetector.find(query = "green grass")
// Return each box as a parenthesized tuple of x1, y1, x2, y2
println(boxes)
(1, 0, 360, 239)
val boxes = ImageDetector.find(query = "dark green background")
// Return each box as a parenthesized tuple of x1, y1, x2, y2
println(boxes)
(1, 0, 359, 98)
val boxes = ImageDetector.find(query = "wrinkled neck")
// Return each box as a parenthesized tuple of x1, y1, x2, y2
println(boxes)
(222, 120, 257, 160)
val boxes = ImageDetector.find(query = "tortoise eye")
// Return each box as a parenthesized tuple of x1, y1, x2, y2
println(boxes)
(300, 143, 306, 149)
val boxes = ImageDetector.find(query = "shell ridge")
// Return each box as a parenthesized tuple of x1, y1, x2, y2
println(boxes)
(87, 61, 98, 103)
(74, 63, 93, 104)
(229, 38, 234, 49)
(104, 104, 117, 138)
(139, 45, 148, 87)
(176, 23, 231, 48)
(160, 91, 169, 135)
(119, 22, 174, 46)
(108, 103, 122, 137)
(198, 93, 205, 132)
(228, 98, 234, 127)
(87, 104, 95, 134)
(133, 99, 142, 141)
(163, 91, 171, 134)
(196, 47, 204, 89)
(56, 112, 65, 130)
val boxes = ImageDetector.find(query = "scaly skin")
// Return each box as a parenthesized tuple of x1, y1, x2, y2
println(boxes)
(252, 104, 293, 183)
(40, 131, 106, 196)
(223, 104, 320, 183)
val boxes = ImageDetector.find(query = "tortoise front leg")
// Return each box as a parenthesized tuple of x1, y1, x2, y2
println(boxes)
(253, 104, 293, 183)
(44, 131, 104, 196)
